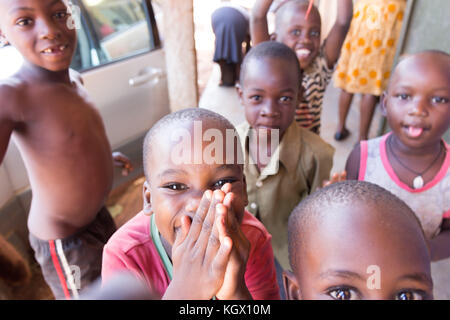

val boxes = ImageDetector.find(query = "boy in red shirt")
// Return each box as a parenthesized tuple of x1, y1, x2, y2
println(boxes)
(102, 108, 280, 300)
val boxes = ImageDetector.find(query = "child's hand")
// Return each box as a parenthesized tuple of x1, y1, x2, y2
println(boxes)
(163, 190, 232, 300)
(215, 184, 252, 300)
(322, 171, 347, 188)
(112, 152, 133, 176)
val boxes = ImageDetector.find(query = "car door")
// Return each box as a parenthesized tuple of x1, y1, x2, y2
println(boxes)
(0, 0, 169, 207)
(72, 0, 170, 148)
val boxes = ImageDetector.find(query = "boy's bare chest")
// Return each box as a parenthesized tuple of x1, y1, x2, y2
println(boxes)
(18, 87, 108, 148)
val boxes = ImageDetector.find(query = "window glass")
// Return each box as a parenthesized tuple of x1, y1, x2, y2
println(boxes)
(71, 0, 154, 71)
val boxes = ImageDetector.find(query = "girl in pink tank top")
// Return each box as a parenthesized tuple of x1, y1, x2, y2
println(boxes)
(345, 51, 450, 262)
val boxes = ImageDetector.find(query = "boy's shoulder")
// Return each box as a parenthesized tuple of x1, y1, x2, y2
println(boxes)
(297, 125, 335, 156)
(0, 77, 25, 97)
(241, 210, 272, 252)
(104, 211, 153, 255)
(0, 78, 27, 118)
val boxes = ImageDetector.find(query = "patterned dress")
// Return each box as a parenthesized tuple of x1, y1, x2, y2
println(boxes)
(334, 0, 406, 96)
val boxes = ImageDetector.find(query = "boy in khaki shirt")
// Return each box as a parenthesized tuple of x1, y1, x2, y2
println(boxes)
(236, 41, 334, 270)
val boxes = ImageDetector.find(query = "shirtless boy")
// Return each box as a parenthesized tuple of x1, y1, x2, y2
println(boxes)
(0, 0, 131, 299)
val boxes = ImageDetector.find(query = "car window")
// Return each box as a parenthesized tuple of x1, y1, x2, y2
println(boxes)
(71, 0, 158, 72)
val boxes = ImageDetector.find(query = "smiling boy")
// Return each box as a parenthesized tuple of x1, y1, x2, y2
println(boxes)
(0, 0, 131, 299)
(251, 0, 353, 133)
(236, 41, 334, 272)
(102, 108, 280, 300)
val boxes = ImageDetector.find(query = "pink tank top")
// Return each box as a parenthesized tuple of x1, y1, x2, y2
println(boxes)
(359, 133, 450, 239)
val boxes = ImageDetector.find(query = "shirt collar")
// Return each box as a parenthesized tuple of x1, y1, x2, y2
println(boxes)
(238, 121, 301, 177)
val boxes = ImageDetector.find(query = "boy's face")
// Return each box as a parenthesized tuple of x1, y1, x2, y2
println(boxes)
(383, 53, 450, 149)
(238, 57, 301, 139)
(144, 120, 248, 246)
(284, 203, 433, 300)
(0, 0, 76, 72)
(275, 4, 321, 69)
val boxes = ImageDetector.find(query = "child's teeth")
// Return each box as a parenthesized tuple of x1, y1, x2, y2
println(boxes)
(296, 49, 311, 57)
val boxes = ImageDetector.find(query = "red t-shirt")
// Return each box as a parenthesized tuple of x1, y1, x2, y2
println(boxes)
(102, 210, 280, 300)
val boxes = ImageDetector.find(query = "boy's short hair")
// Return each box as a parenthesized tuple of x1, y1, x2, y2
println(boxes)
(275, 0, 320, 28)
(142, 108, 237, 180)
(239, 41, 303, 87)
(287, 180, 424, 272)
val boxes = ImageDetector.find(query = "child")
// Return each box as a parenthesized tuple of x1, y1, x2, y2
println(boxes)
(102, 108, 280, 300)
(285, 180, 433, 300)
(0, 0, 131, 299)
(236, 41, 334, 272)
(334, 0, 407, 141)
(251, 0, 353, 134)
(345, 51, 450, 260)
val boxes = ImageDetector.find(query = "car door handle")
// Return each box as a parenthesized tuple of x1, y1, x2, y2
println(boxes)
(129, 68, 165, 87)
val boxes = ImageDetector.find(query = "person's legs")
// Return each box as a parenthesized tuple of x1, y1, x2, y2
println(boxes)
(359, 94, 379, 141)
(218, 60, 237, 87)
(334, 89, 354, 141)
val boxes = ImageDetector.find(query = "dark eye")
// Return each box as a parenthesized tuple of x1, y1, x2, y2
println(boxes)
(395, 290, 425, 300)
(280, 96, 293, 102)
(310, 30, 320, 38)
(328, 287, 359, 300)
(431, 96, 449, 104)
(396, 93, 410, 100)
(16, 18, 33, 26)
(213, 178, 236, 189)
(250, 95, 262, 102)
(163, 183, 187, 191)
(54, 11, 68, 20)
(291, 29, 301, 36)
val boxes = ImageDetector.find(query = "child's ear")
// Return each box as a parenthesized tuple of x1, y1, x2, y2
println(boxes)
(236, 83, 244, 105)
(0, 30, 9, 48)
(142, 181, 153, 216)
(283, 270, 302, 300)
(380, 91, 388, 117)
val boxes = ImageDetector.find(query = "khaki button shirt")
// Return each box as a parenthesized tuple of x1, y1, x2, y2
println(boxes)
(236, 121, 335, 269)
